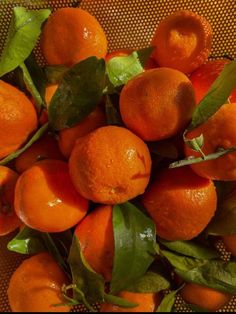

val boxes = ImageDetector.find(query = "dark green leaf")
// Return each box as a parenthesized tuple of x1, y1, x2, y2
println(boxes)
(136, 47, 155, 68)
(49, 57, 106, 130)
(214, 181, 235, 203)
(159, 239, 219, 260)
(0, 7, 51, 77)
(188, 59, 236, 130)
(169, 146, 236, 169)
(156, 290, 178, 312)
(207, 194, 236, 235)
(7, 226, 45, 255)
(111, 202, 156, 294)
(0, 123, 49, 166)
(104, 294, 138, 308)
(68, 235, 105, 304)
(176, 260, 236, 295)
(187, 304, 211, 312)
(44, 65, 69, 84)
(105, 95, 123, 125)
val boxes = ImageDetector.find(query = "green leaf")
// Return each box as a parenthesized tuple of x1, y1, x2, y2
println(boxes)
(105, 95, 123, 126)
(111, 202, 156, 294)
(0, 7, 51, 77)
(188, 59, 236, 130)
(207, 194, 236, 235)
(176, 260, 236, 294)
(44, 65, 69, 84)
(159, 239, 219, 260)
(136, 47, 155, 68)
(104, 294, 138, 308)
(156, 290, 178, 312)
(187, 304, 211, 312)
(49, 57, 106, 130)
(0, 123, 49, 166)
(169, 146, 236, 169)
(68, 235, 105, 305)
(7, 226, 45, 255)
(214, 181, 235, 203)
(184, 134, 204, 153)
(106, 50, 144, 87)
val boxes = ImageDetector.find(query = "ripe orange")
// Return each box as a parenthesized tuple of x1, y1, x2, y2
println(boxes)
(59, 105, 106, 159)
(100, 291, 161, 312)
(185, 103, 236, 180)
(69, 126, 152, 204)
(14, 160, 88, 233)
(119, 68, 196, 141)
(180, 283, 232, 311)
(15, 133, 64, 173)
(0, 80, 37, 159)
(142, 167, 217, 241)
(152, 10, 212, 74)
(75, 205, 114, 281)
(0, 166, 21, 236)
(41, 8, 107, 66)
(8, 253, 70, 312)
(222, 234, 236, 256)
(45, 84, 58, 106)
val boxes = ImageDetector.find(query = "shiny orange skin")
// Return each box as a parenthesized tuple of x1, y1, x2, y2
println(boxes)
(222, 234, 236, 256)
(152, 10, 212, 74)
(0, 80, 37, 159)
(75, 205, 114, 281)
(181, 283, 232, 311)
(0, 166, 21, 236)
(8, 253, 70, 312)
(190, 59, 236, 104)
(120, 68, 196, 141)
(15, 134, 64, 173)
(59, 106, 106, 159)
(15, 160, 88, 233)
(41, 8, 107, 66)
(69, 126, 152, 204)
(100, 291, 161, 312)
(185, 103, 236, 181)
(142, 167, 217, 241)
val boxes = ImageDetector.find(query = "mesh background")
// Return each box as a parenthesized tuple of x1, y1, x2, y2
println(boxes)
(0, 0, 235, 312)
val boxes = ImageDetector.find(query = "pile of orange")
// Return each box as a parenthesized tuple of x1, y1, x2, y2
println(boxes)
(0, 6, 235, 313)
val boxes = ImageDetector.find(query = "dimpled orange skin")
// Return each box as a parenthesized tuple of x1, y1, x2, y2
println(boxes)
(59, 106, 106, 159)
(0, 166, 21, 236)
(14, 160, 89, 233)
(0, 80, 37, 159)
(185, 103, 236, 181)
(15, 134, 64, 173)
(100, 291, 161, 312)
(222, 235, 236, 256)
(75, 205, 114, 281)
(142, 167, 217, 241)
(69, 126, 152, 204)
(7, 253, 71, 312)
(41, 8, 107, 66)
(119, 68, 196, 142)
(180, 283, 232, 311)
(152, 10, 212, 74)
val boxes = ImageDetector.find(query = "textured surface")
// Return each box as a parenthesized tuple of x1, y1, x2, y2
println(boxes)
(0, 0, 235, 312)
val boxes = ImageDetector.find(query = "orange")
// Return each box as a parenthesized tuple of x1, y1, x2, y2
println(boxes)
(142, 167, 217, 241)
(119, 68, 196, 142)
(152, 10, 212, 74)
(41, 8, 107, 66)
(69, 126, 152, 204)
(59, 105, 106, 159)
(222, 234, 236, 256)
(45, 84, 58, 106)
(8, 252, 70, 312)
(185, 103, 236, 181)
(0, 80, 37, 159)
(15, 133, 64, 173)
(190, 59, 236, 104)
(14, 160, 88, 233)
(75, 205, 114, 281)
(180, 283, 232, 311)
(0, 166, 21, 236)
(100, 291, 161, 312)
